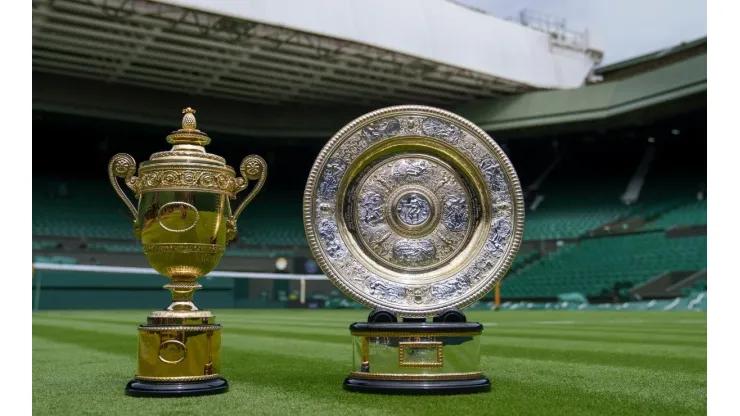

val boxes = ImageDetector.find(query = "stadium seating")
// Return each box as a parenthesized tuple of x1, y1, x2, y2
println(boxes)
(32, 176, 707, 303)
(86, 242, 141, 253)
(642, 199, 706, 230)
(508, 250, 539, 271)
(501, 233, 707, 298)
(626, 176, 696, 213)
(33, 174, 706, 247)
(520, 170, 705, 241)
(33, 255, 78, 264)
(224, 247, 296, 258)
(33, 179, 136, 240)
(32, 240, 61, 250)
(522, 183, 631, 240)
(32, 178, 307, 247)
(236, 192, 306, 247)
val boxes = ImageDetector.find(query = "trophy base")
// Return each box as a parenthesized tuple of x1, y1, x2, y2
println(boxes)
(128, 310, 226, 397)
(343, 376, 491, 395)
(344, 309, 490, 395)
(125, 377, 229, 398)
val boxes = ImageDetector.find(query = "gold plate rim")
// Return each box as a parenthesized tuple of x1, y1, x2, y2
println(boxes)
(303, 105, 524, 317)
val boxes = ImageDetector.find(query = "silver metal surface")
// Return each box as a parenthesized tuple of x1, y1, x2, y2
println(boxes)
(304, 105, 524, 317)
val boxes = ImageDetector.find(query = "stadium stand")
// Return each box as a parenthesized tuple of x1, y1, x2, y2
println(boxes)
(31, 26, 707, 308)
(33, 255, 78, 265)
(642, 199, 707, 230)
(33, 179, 135, 240)
(32, 177, 306, 247)
(85, 242, 141, 253)
(236, 192, 307, 247)
(522, 182, 631, 240)
(501, 233, 707, 299)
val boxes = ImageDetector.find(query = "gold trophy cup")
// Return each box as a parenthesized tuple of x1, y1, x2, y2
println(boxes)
(108, 108, 266, 397)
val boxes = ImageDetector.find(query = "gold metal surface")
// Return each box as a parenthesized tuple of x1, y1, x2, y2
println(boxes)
(348, 372, 483, 381)
(139, 325, 222, 332)
(108, 108, 267, 384)
(136, 325, 222, 380)
(398, 341, 444, 368)
(135, 375, 222, 382)
(303, 105, 524, 317)
(351, 331, 482, 376)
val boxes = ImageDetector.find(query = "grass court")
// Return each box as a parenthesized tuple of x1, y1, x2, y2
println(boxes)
(33, 310, 706, 415)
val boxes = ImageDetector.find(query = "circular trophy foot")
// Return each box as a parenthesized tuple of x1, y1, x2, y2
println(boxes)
(125, 378, 228, 398)
(343, 377, 491, 395)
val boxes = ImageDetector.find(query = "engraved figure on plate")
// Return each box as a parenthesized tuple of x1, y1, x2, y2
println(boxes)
(362, 118, 401, 142)
(487, 218, 512, 255)
(359, 192, 384, 227)
(391, 158, 431, 181)
(442, 195, 469, 232)
(421, 117, 461, 143)
(396, 193, 431, 226)
(365, 276, 406, 302)
(431, 274, 471, 301)
(479, 158, 508, 196)
(318, 219, 346, 259)
(318, 158, 347, 199)
(392, 239, 437, 266)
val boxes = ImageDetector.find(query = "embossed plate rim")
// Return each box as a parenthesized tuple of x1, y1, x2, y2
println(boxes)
(303, 105, 524, 317)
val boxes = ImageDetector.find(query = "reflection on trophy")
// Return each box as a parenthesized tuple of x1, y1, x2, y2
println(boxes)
(304, 105, 524, 394)
(108, 108, 266, 397)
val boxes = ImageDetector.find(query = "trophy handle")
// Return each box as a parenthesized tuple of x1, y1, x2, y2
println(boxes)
(228, 155, 267, 241)
(108, 153, 140, 237)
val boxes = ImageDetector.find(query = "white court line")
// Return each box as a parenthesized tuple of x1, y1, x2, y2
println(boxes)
(478, 319, 704, 327)
(602, 319, 646, 324)
(32, 262, 328, 280)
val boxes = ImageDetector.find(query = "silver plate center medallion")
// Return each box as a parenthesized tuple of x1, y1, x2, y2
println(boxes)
(396, 193, 431, 226)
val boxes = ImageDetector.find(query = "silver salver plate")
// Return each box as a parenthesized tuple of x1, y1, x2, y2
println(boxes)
(303, 105, 524, 317)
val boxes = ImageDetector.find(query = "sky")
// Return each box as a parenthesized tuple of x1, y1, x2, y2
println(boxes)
(457, 0, 707, 65)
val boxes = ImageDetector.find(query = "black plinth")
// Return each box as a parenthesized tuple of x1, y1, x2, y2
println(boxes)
(125, 377, 229, 398)
(344, 377, 491, 395)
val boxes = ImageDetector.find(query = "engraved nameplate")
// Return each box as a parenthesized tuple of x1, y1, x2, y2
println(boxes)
(398, 341, 444, 368)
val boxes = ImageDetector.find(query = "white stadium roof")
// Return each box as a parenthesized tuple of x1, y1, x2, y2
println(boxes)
(32, 0, 604, 107)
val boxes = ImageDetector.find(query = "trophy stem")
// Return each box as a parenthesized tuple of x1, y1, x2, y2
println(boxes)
(164, 278, 202, 312)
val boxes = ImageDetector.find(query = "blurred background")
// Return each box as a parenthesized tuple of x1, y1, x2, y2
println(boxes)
(32, 0, 706, 312)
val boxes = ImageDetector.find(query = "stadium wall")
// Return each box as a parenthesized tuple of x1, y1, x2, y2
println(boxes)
(32, 268, 338, 310)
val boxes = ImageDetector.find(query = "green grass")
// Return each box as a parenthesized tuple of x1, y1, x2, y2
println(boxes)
(33, 310, 706, 415)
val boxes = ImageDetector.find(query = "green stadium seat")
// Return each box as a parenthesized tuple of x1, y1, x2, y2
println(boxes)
(642, 199, 706, 230)
(501, 233, 706, 298)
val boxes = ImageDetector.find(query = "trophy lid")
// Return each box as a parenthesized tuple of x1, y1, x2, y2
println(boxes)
(144, 107, 228, 167)
(303, 105, 525, 318)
